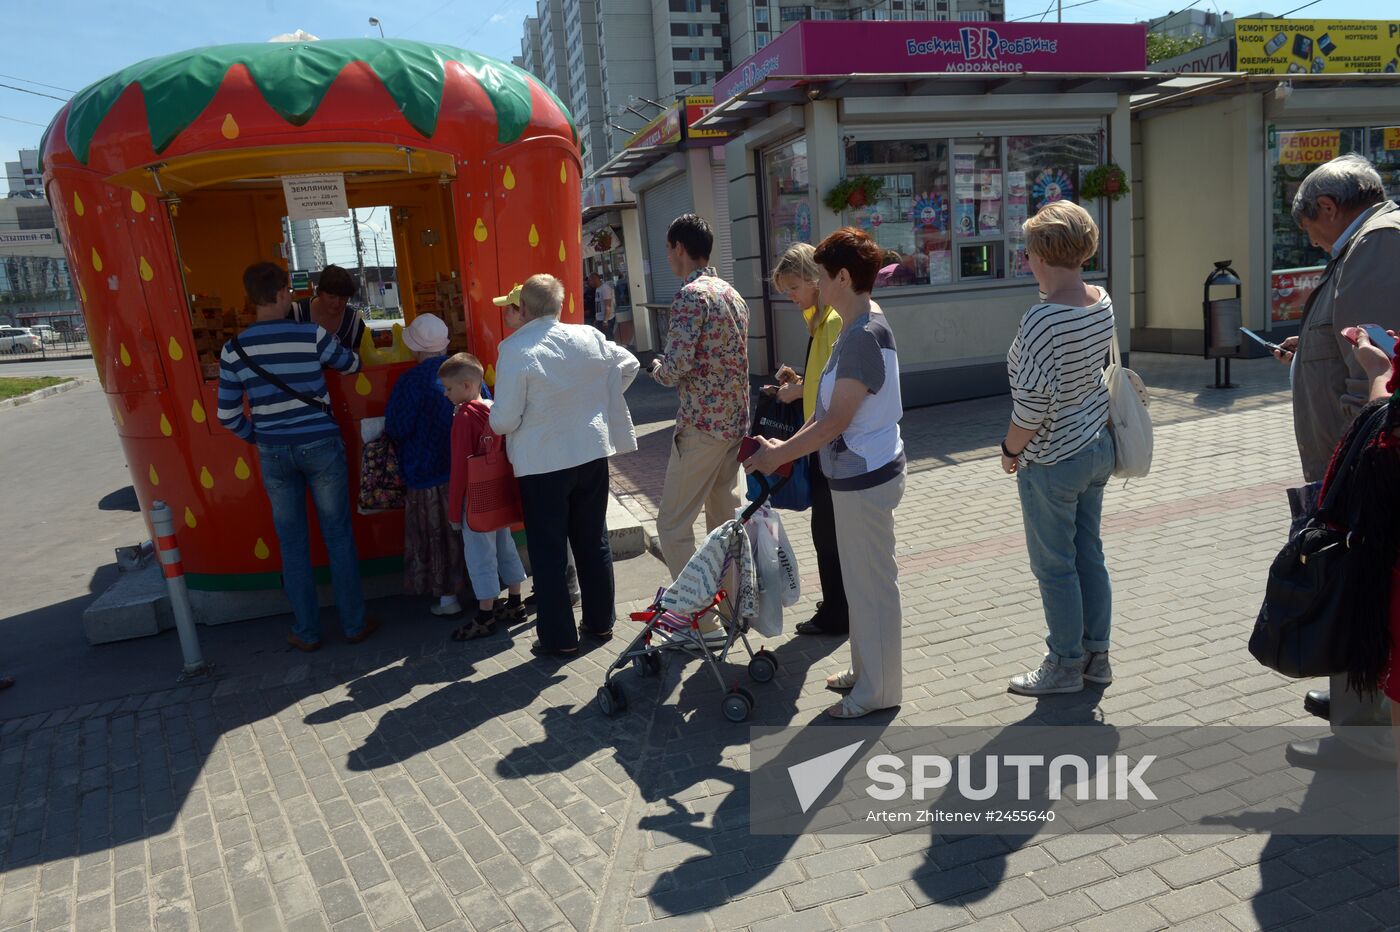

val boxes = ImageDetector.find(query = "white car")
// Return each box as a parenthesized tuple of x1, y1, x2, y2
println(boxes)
(27, 325, 58, 343)
(0, 326, 42, 353)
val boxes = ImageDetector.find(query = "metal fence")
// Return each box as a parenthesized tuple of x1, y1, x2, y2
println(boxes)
(0, 313, 92, 363)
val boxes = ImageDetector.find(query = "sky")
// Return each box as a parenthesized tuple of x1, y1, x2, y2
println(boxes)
(3, 0, 1392, 261)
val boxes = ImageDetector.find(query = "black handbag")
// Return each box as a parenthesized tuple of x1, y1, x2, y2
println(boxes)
(745, 388, 811, 511)
(1248, 406, 1386, 678)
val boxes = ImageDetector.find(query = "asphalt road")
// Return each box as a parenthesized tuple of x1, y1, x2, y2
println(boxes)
(0, 355, 99, 379)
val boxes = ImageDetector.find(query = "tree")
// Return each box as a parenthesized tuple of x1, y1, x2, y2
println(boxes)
(1147, 33, 1208, 64)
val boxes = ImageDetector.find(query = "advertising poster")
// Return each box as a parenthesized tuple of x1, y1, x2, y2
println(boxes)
(1272, 266, 1328, 322)
(954, 199, 977, 236)
(1006, 171, 1029, 232)
(1234, 19, 1400, 75)
(1031, 168, 1073, 210)
(928, 249, 953, 285)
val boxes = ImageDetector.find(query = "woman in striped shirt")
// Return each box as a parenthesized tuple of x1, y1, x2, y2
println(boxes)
(1000, 200, 1117, 697)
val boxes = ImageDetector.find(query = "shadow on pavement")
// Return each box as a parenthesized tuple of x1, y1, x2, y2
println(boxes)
(477, 631, 843, 915)
(97, 486, 140, 512)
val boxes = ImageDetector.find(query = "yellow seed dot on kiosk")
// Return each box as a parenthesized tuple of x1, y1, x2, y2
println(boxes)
(139, 257, 154, 282)
(199, 467, 214, 489)
(91, 248, 103, 272)
(560, 161, 567, 183)
(355, 372, 372, 396)
(485, 364, 496, 388)
(473, 218, 488, 242)
(528, 224, 540, 248)
(114, 408, 124, 427)
(221, 113, 239, 139)
(558, 241, 566, 262)
(184, 507, 197, 529)
(503, 166, 516, 190)
(254, 538, 270, 560)
(78, 280, 87, 302)
(148, 464, 159, 486)
(234, 457, 251, 480)
(73, 192, 84, 216)
(159, 414, 172, 437)
(191, 399, 206, 423)
(131, 191, 146, 213)
(167, 336, 183, 360)
(119, 344, 131, 367)
(569, 294, 575, 314)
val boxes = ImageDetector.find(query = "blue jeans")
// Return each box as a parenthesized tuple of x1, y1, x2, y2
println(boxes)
(462, 525, 527, 600)
(257, 436, 366, 643)
(1016, 427, 1115, 662)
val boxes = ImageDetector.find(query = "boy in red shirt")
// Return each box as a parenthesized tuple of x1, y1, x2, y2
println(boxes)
(439, 353, 526, 641)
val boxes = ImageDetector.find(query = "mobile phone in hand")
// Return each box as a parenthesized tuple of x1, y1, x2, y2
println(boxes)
(1360, 324, 1398, 357)
(738, 436, 761, 462)
(1343, 325, 1398, 356)
(1239, 327, 1281, 354)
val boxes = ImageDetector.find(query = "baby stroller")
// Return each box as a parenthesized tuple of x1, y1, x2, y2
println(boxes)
(596, 468, 790, 723)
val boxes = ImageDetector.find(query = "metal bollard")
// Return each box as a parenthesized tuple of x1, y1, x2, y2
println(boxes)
(150, 501, 209, 677)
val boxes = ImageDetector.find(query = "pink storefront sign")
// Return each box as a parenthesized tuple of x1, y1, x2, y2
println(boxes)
(716, 21, 1148, 102)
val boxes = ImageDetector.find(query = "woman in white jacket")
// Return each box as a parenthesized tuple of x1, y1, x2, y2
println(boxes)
(489, 275, 640, 658)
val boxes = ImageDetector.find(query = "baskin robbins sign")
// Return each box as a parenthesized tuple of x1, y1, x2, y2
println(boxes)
(715, 21, 1147, 101)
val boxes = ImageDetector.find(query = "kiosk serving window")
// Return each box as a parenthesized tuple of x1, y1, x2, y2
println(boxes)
(841, 129, 1103, 290)
(1269, 125, 1400, 322)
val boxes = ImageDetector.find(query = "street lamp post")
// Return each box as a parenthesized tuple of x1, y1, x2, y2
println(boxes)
(369, 16, 384, 38)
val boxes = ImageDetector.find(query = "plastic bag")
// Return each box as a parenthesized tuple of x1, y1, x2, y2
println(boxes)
(746, 503, 801, 637)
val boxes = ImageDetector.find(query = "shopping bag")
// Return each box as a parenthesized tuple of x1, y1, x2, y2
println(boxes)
(1104, 327, 1153, 478)
(745, 389, 811, 511)
(465, 430, 523, 532)
(358, 417, 405, 512)
(746, 503, 801, 638)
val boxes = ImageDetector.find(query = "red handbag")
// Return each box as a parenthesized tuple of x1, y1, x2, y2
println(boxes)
(466, 429, 523, 532)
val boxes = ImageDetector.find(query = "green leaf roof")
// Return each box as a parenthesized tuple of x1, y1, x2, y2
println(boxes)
(52, 38, 577, 165)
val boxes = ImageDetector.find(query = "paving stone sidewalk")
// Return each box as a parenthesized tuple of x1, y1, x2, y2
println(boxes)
(2, 353, 1396, 932)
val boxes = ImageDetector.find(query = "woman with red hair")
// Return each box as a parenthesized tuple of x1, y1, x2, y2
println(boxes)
(744, 227, 906, 718)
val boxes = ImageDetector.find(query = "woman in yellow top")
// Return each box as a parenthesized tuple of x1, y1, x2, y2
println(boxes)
(770, 243, 847, 637)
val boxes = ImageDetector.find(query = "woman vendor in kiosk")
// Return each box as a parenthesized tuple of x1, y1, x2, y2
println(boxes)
(42, 38, 584, 608)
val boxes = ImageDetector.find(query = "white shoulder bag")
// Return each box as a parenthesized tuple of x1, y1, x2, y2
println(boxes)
(1104, 326, 1153, 478)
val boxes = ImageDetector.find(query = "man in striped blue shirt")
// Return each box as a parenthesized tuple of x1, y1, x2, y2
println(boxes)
(217, 262, 374, 651)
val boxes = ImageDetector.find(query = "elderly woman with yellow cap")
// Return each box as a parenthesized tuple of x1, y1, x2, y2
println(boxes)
(385, 313, 473, 615)
(490, 275, 640, 658)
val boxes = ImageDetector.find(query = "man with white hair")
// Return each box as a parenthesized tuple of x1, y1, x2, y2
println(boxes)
(489, 275, 640, 657)
(1273, 153, 1400, 768)
(1278, 153, 1400, 481)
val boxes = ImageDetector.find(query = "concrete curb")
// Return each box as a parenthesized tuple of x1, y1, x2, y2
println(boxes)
(0, 377, 82, 410)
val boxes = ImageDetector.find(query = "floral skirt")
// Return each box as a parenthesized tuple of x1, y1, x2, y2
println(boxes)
(403, 484, 468, 598)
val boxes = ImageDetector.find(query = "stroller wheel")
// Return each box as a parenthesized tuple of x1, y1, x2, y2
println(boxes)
(721, 689, 752, 723)
(748, 651, 777, 684)
(597, 682, 627, 717)
(633, 653, 662, 678)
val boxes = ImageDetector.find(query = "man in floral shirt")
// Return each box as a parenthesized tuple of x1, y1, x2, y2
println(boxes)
(650, 214, 751, 585)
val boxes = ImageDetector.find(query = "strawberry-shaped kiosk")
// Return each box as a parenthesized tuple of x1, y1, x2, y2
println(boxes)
(42, 39, 582, 615)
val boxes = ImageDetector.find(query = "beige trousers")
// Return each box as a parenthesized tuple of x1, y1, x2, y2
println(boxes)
(831, 472, 906, 711)
(657, 426, 742, 580)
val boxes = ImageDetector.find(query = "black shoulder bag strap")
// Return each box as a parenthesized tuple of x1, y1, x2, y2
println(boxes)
(231, 339, 334, 417)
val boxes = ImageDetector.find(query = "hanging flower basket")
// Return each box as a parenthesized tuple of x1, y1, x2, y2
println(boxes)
(1080, 164, 1130, 202)
(588, 229, 614, 252)
(823, 175, 886, 213)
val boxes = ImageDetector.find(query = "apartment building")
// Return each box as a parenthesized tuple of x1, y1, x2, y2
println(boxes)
(5, 149, 43, 197)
